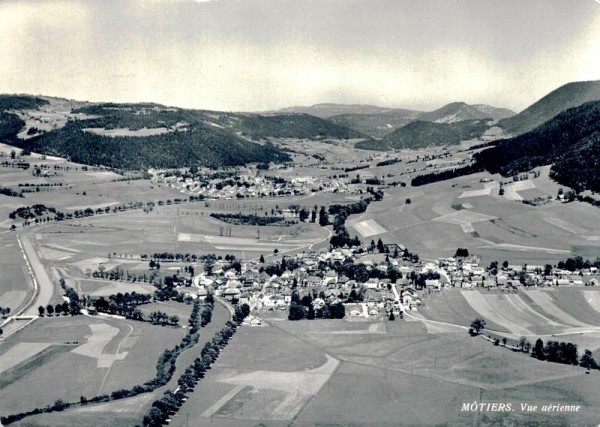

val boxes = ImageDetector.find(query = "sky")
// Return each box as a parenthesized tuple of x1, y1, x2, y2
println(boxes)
(1, 0, 599, 112)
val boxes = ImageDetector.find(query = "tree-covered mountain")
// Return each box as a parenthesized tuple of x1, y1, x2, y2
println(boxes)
(2, 102, 291, 169)
(198, 112, 367, 140)
(355, 119, 489, 150)
(498, 80, 600, 135)
(475, 101, 600, 192)
(21, 119, 290, 170)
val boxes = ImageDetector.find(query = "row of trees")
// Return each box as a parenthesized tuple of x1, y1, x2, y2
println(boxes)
(93, 292, 152, 320)
(37, 302, 71, 317)
(411, 163, 483, 187)
(141, 303, 250, 426)
(327, 199, 372, 248)
(148, 311, 179, 326)
(210, 212, 296, 226)
(471, 317, 599, 372)
(531, 338, 598, 370)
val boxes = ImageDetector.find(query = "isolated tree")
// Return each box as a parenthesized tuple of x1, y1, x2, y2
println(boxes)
(519, 336, 528, 352)
(389, 312, 395, 321)
(318, 206, 329, 226)
(259, 254, 265, 263)
(502, 337, 507, 346)
(580, 349, 597, 370)
(470, 317, 486, 334)
(38, 305, 45, 316)
(46, 304, 54, 316)
(377, 239, 385, 253)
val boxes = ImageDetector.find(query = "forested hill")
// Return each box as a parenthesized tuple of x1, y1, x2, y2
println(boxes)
(355, 119, 489, 150)
(498, 80, 600, 135)
(0, 95, 48, 111)
(475, 101, 600, 192)
(17, 104, 291, 170)
(0, 95, 48, 140)
(0, 98, 371, 169)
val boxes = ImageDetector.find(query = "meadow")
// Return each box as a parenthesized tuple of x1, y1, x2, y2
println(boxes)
(0, 315, 184, 415)
(346, 167, 600, 265)
(144, 309, 600, 426)
(15, 302, 231, 427)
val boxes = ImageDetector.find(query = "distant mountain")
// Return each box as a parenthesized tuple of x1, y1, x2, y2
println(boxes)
(475, 100, 600, 192)
(328, 109, 423, 139)
(418, 102, 515, 123)
(355, 119, 489, 151)
(285, 102, 513, 138)
(196, 111, 367, 140)
(270, 103, 401, 118)
(498, 80, 600, 135)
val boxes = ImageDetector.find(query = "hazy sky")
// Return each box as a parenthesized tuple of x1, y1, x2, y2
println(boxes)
(1, 0, 599, 112)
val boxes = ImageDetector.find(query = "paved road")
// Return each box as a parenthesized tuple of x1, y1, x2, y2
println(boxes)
(18, 232, 56, 316)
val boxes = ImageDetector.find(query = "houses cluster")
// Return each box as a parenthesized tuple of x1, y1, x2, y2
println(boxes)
(180, 242, 598, 324)
(184, 246, 434, 318)
(151, 167, 351, 200)
(426, 257, 599, 289)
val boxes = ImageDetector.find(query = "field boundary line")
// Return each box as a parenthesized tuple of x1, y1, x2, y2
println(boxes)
(408, 310, 600, 338)
(200, 384, 245, 418)
(96, 321, 135, 395)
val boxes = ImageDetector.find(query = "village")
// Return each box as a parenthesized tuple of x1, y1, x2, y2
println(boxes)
(184, 241, 600, 323)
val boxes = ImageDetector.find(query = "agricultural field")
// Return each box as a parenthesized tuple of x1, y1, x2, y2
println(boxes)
(348, 168, 600, 265)
(417, 288, 600, 349)
(162, 311, 600, 426)
(0, 315, 184, 416)
(0, 232, 32, 316)
(16, 302, 231, 427)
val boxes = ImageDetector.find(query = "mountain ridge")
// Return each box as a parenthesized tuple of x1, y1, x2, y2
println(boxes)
(498, 80, 600, 135)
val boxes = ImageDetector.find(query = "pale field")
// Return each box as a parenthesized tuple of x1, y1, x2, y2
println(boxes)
(82, 127, 172, 137)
